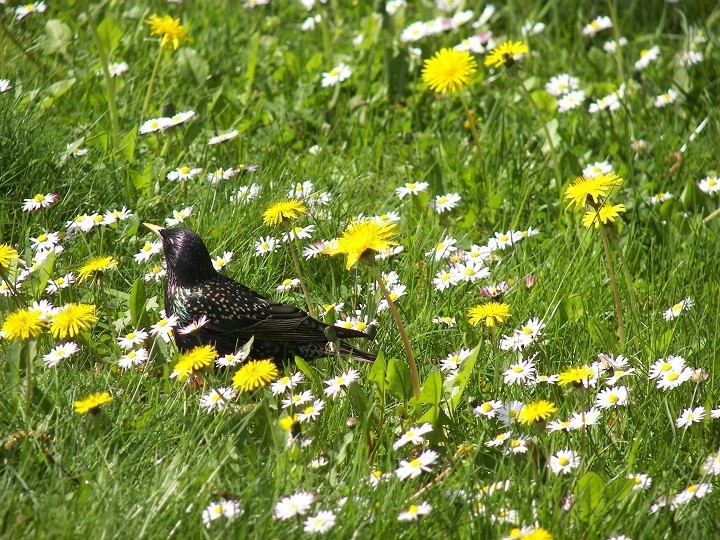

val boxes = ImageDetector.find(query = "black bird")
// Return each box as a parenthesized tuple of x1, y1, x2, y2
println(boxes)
(144, 224, 376, 363)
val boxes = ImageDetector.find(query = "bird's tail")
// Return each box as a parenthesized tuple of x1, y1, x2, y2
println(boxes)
(337, 342, 376, 363)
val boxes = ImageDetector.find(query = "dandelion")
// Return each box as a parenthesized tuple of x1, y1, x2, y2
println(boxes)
(321, 63, 352, 87)
(468, 302, 511, 327)
(43, 342, 80, 367)
(581, 203, 626, 228)
(422, 48, 477, 93)
(564, 173, 622, 210)
(77, 256, 118, 283)
(396, 449, 439, 480)
(484, 41, 529, 69)
(303, 511, 336, 534)
(263, 200, 308, 227)
(171, 345, 218, 381)
(325, 220, 398, 270)
(0, 244, 19, 269)
(398, 502, 432, 521)
(147, 14, 188, 50)
(50, 304, 98, 339)
(517, 400, 557, 425)
(558, 365, 596, 388)
(74, 392, 112, 414)
(232, 359, 278, 392)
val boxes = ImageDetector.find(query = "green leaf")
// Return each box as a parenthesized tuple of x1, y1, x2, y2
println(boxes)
(347, 382, 368, 417)
(574, 471, 605, 524)
(446, 343, 480, 411)
(558, 293, 584, 322)
(367, 351, 386, 395)
(129, 278, 147, 327)
(295, 357, 322, 390)
(5, 340, 22, 389)
(176, 48, 209, 86)
(386, 357, 411, 401)
(242, 32, 261, 103)
(130, 161, 153, 191)
(42, 20, 72, 55)
(418, 369, 442, 407)
(97, 18, 123, 55)
(120, 127, 137, 163)
(587, 317, 618, 350)
(28, 251, 54, 300)
(40, 78, 76, 109)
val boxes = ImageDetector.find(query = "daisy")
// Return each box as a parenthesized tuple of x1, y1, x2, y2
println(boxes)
(545, 74, 580, 96)
(324, 369, 360, 398)
(166, 110, 195, 128)
(647, 192, 673, 205)
(400, 21, 427, 43)
(433, 269, 458, 291)
(117, 329, 149, 350)
(277, 278, 301, 292)
(177, 315, 210, 335)
(628, 473, 652, 491)
(140, 117, 172, 134)
(298, 399, 325, 422)
(549, 449, 580, 474)
(208, 130, 238, 145)
(582, 16, 612, 37)
(557, 90, 586, 112)
(395, 181, 429, 199)
(15, 2, 46, 20)
(698, 176, 720, 195)
(144, 265, 166, 283)
(677, 50, 703, 66)
(255, 235, 280, 256)
(673, 483, 713, 506)
(663, 298, 693, 320)
(165, 206, 193, 226)
(200, 387, 237, 412)
(434, 193, 461, 213)
(149, 311, 178, 342)
(396, 449, 439, 480)
(43, 342, 80, 367)
(605, 368, 635, 386)
(134, 241, 163, 263)
(603, 37, 628, 53)
(568, 408, 601, 430)
(101, 207, 132, 225)
(503, 358, 536, 385)
(274, 491, 316, 520)
(118, 348, 150, 369)
(230, 183, 262, 204)
(701, 451, 720, 476)
(634, 46, 660, 71)
(393, 423, 433, 450)
(431, 315, 456, 327)
(452, 261, 490, 283)
(398, 502, 432, 521)
(282, 225, 315, 242)
(303, 510, 336, 534)
(473, 399, 503, 419)
(547, 419, 571, 432)
(504, 437, 530, 455)
(321, 63, 352, 87)
(595, 386, 628, 409)
(676, 406, 705, 428)
(212, 251, 233, 271)
(45, 273, 76, 294)
(271, 373, 304, 395)
(0, 79, 12, 93)
(582, 161, 613, 179)
(23, 193, 58, 212)
(202, 500, 241, 528)
(439, 348, 472, 372)
(31, 232, 61, 252)
(648, 355, 685, 379)
(497, 401, 524, 426)
(654, 89, 678, 108)
(485, 431, 512, 447)
(656, 368, 692, 390)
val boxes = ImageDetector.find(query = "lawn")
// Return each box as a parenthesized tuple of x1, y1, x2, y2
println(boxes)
(1, 1, 720, 538)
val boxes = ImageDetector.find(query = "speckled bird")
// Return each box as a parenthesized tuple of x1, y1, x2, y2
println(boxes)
(144, 224, 376, 363)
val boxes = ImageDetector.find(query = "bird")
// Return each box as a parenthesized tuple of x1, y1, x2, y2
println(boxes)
(144, 224, 376, 363)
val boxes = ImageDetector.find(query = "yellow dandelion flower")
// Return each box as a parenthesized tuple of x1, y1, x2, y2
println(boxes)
(50, 303, 98, 339)
(77, 256, 118, 283)
(421, 48, 477, 94)
(517, 400, 558, 425)
(279, 414, 300, 432)
(324, 220, 398, 270)
(506, 526, 553, 540)
(468, 302, 511, 327)
(74, 392, 113, 414)
(0, 244, 19, 269)
(1, 308, 45, 341)
(581, 203, 626, 228)
(232, 359, 278, 392)
(557, 366, 596, 387)
(147, 14, 189, 50)
(171, 345, 218, 381)
(263, 200, 308, 227)
(484, 40, 529, 69)
(564, 173, 622, 210)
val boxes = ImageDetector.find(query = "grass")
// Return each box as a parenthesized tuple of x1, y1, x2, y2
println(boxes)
(1, 0, 720, 538)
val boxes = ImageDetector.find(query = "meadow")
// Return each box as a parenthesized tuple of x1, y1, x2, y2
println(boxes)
(1, 0, 720, 538)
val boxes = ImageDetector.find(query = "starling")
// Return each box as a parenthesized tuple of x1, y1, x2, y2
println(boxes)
(144, 224, 376, 363)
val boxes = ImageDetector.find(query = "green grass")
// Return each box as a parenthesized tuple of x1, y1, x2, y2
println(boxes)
(2, 1, 720, 538)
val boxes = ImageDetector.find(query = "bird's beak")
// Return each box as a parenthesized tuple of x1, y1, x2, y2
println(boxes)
(144, 222, 164, 238)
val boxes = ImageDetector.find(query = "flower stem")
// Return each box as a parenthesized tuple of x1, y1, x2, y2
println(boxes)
(24, 339, 35, 421)
(140, 46, 164, 122)
(598, 224, 625, 344)
(370, 266, 420, 399)
(289, 241, 316, 318)
(80, 0, 121, 151)
(457, 92, 491, 215)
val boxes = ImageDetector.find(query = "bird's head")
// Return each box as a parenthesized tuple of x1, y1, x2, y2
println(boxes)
(144, 224, 218, 285)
